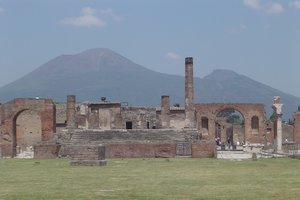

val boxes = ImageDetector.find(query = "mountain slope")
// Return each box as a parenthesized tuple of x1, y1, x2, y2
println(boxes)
(0, 48, 299, 119)
(196, 70, 300, 119)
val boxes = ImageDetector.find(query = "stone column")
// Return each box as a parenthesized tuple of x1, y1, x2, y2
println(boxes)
(272, 96, 283, 152)
(293, 112, 300, 144)
(185, 57, 195, 128)
(66, 95, 76, 128)
(161, 95, 170, 128)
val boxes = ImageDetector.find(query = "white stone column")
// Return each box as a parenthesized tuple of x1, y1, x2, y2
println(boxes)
(272, 96, 283, 152)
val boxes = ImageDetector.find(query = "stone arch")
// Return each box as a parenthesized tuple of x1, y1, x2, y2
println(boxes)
(215, 107, 245, 145)
(12, 109, 42, 157)
(195, 103, 266, 144)
(0, 98, 56, 157)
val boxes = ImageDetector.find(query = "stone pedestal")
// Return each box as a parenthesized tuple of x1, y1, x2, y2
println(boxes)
(70, 144, 107, 166)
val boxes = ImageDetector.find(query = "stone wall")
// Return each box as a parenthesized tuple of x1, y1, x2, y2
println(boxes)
(191, 142, 216, 158)
(34, 144, 60, 159)
(55, 128, 215, 158)
(58, 128, 201, 145)
(59, 143, 176, 158)
(70, 145, 99, 160)
(293, 112, 300, 144)
(195, 103, 266, 144)
(157, 108, 186, 129)
(16, 110, 42, 153)
(283, 124, 294, 142)
(0, 143, 11, 158)
(121, 107, 157, 129)
(105, 143, 176, 158)
(0, 98, 56, 157)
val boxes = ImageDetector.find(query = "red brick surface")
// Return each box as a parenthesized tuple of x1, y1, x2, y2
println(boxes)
(0, 98, 56, 157)
(191, 143, 216, 158)
(105, 143, 176, 158)
(34, 144, 60, 159)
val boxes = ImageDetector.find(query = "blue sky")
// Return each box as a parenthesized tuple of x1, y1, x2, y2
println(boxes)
(0, 0, 300, 97)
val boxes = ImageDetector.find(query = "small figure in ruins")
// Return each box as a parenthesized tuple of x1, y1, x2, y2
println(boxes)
(227, 137, 231, 149)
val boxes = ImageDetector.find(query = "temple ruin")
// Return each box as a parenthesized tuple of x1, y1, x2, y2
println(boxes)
(0, 57, 299, 158)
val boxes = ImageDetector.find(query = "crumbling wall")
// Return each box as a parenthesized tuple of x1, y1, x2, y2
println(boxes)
(191, 142, 216, 158)
(55, 103, 67, 133)
(157, 108, 186, 129)
(105, 143, 176, 158)
(195, 103, 266, 144)
(16, 110, 41, 152)
(0, 98, 56, 157)
(34, 144, 60, 159)
(57, 128, 201, 158)
(121, 107, 156, 129)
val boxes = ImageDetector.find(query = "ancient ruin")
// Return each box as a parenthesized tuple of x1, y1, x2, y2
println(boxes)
(0, 57, 299, 159)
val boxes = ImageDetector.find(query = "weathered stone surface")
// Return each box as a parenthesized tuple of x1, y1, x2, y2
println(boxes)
(64, 128, 200, 144)
(66, 95, 76, 128)
(0, 98, 56, 157)
(191, 142, 216, 158)
(105, 143, 176, 158)
(161, 95, 170, 128)
(195, 103, 266, 144)
(69, 144, 107, 166)
(34, 144, 60, 159)
(293, 112, 300, 144)
(70, 160, 107, 166)
(185, 57, 195, 128)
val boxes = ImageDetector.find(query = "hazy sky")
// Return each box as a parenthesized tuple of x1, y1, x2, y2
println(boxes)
(0, 0, 299, 97)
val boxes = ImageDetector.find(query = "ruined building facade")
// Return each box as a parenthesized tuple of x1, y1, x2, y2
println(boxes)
(0, 57, 298, 158)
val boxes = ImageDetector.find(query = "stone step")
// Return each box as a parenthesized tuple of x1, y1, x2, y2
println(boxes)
(217, 151, 256, 160)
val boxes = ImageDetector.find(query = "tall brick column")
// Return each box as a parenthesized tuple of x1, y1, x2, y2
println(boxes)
(185, 57, 195, 128)
(272, 96, 283, 152)
(67, 95, 76, 128)
(161, 95, 170, 128)
(293, 112, 300, 144)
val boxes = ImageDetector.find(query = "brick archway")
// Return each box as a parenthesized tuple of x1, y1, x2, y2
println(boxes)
(0, 98, 56, 157)
(195, 103, 266, 144)
(215, 107, 245, 145)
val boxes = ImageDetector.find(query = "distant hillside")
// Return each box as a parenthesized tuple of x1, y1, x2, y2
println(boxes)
(0, 48, 299, 120)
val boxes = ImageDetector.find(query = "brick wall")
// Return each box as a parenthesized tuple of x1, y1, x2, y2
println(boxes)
(105, 143, 176, 158)
(0, 143, 12, 158)
(70, 145, 99, 160)
(191, 142, 216, 158)
(34, 144, 60, 159)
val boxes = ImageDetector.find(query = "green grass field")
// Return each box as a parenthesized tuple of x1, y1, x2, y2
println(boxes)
(0, 157, 300, 200)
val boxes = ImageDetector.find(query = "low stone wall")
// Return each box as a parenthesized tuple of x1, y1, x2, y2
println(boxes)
(69, 144, 107, 166)
(34, 144, 60, 159)
(105, 143, 176, 158)
(191, 142, 216, 158)
(0, 143, 12, 158)
(71, 145, 99, 160)
(60, 143, 176, 158)
(57, 128, 200, 145)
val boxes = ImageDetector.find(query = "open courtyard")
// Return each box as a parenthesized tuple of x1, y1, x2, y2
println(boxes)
(1, 157, 300, 200)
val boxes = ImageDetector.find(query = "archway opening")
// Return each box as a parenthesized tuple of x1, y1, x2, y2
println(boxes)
(215, 108, 245, 147)
(13, 110, 42, 158)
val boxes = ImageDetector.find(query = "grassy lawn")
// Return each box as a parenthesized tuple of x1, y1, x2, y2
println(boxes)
(0, 157, 300, 200)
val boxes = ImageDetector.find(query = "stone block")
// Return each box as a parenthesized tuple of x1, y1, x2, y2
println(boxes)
(34, 144, 60, 159)
(191, 142, 215, 158)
